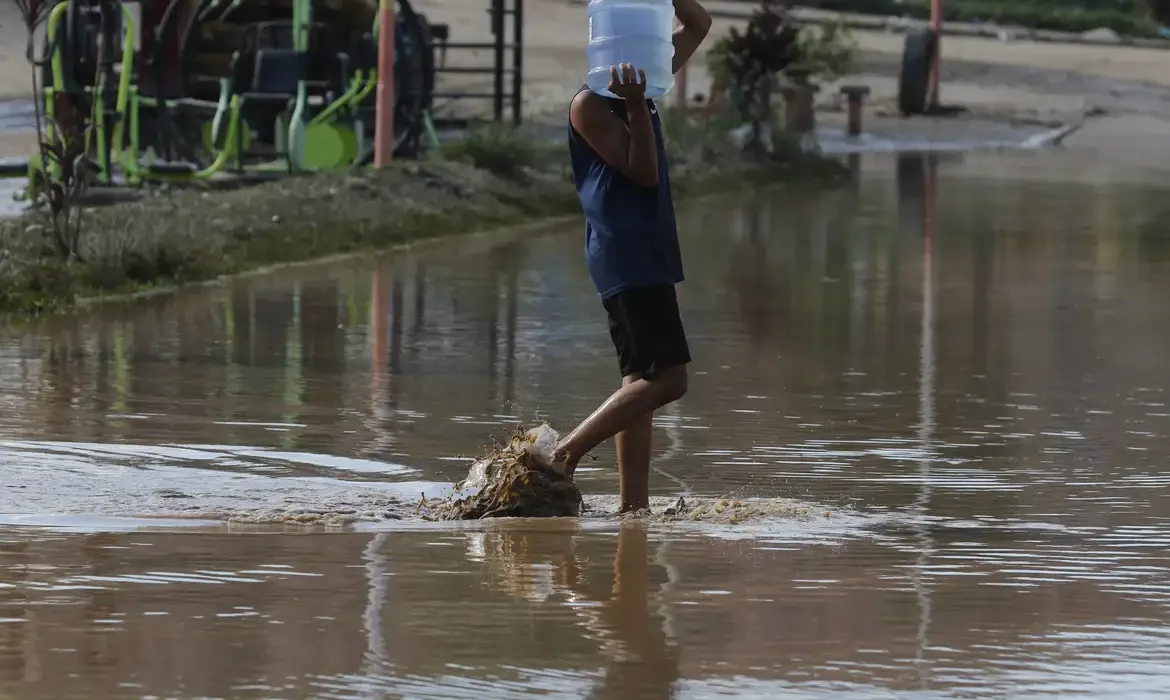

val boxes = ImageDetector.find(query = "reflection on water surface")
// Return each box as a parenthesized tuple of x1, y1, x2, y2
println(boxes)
(2, 151, 1170, 696)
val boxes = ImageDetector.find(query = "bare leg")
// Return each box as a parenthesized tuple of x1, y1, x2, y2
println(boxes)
(554, 365, 686, 477)
(616, 398, 655, 512)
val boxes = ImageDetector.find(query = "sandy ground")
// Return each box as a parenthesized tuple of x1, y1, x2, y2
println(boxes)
(0, 0, 1169, 163)
(422, 0, 1170, 162)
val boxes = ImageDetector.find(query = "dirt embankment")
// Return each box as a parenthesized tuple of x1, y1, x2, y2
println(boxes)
(0, 0, 1167, 315)
(0, 122, 846, 315)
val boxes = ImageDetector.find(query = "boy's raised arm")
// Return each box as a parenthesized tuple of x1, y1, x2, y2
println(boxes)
(570, 66, 660, 188)
(671, 0, 712, 75)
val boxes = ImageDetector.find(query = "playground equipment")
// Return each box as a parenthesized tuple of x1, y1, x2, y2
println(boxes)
(26, 0, 441, 189)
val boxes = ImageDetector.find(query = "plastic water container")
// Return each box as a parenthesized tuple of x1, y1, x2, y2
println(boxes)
(586, 0, 675, 99)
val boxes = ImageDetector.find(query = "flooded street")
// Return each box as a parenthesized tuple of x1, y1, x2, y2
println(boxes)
(2, 150, 1170, 696)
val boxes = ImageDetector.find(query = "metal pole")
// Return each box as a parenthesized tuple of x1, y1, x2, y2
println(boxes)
(929, 0, 941, 109)
(512, 0, 523, 125)
(374, 0, 397, 167)
(493, 0, 505, 122)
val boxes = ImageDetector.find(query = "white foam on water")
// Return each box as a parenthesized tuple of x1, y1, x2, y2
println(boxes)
(0, 514, 223, 532)
(0, 439, 447, 527)
(0, 439, 883, 540)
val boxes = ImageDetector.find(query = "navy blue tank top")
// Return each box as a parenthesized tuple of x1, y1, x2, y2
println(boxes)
(568, 88, 683, 299)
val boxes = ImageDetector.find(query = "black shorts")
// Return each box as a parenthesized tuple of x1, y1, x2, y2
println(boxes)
(602, 284, 691, 379)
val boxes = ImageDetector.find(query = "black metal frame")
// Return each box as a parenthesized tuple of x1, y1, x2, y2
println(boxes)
(429, 0, 523, 126)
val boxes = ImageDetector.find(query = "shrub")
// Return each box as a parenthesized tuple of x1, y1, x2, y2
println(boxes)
(439, 124, 556, 179)
(794, 19, 860, 80)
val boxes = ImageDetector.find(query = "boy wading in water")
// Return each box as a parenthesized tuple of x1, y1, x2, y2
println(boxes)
(546, 0, 711, 512)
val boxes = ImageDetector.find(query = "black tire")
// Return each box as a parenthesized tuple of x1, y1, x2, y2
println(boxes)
(898, 28, 937, 117)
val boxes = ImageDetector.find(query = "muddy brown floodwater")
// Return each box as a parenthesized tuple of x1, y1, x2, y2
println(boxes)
(2, 150, 1170, 697)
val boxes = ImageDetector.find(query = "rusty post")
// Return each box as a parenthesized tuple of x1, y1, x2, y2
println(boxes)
(800, 84, 819, 132)
(781, 85, 818, 134)
(840, 85, 871, 136)
(780, 85, 814, 134)
(674, 62, 688, 111)
(373, 0, 396, 167)
(781, 67, 819, 134)
(780, 85, 798, 133)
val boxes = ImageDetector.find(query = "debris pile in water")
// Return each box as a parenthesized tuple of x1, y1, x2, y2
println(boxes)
(653, 496, 821, 524)
(420, 424, 582, 520)
(576, 495, 826, 525)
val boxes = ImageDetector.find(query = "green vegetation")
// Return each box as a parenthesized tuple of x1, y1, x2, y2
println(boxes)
(795, 19, 860, 79)
(793, 0, 1167, 37)
(439, 125, 560, 179)
(705, 11, 860, 92)
(0, 119, 848, 315)
(660, 108, 844, 176)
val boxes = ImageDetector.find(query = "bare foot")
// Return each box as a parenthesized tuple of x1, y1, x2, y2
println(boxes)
(532, 448, 576, 480)
(550, 450, 577, 480)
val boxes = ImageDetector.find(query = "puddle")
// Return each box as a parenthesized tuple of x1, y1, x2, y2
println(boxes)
(1, 152, 1170, 696)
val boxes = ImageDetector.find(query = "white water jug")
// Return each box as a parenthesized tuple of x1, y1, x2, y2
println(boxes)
(586, 0, 675, 99)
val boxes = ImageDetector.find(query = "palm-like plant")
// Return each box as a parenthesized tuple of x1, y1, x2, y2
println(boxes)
(11, 0, 99, 262)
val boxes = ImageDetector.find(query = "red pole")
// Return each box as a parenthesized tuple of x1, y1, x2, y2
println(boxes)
(374, 0, 396, 167)
(674, 63, 688, 111)
(929, 0, 942, 109)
